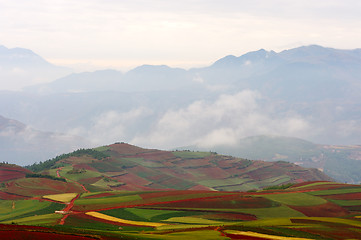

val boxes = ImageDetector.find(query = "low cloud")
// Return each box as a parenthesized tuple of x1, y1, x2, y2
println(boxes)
(68, 107, 154, 146)
(132, 90, 312, 149)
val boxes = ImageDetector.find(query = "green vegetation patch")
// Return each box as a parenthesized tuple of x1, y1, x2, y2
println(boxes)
(123, 229, 228, 239)
(122, 158, 164, 168)
(0, 200, 64, 222)
(163, 216, 223, 225)
(328, 199, 361, 206)
(172, 151, 211, 159)
(124, 208, 202, 222)
(26, 148, 110, 172)
(291, 181, 339, 189)
(89, 161, 123, 172)
(25, 173, 66, 182)
(2, 213, 62, 226)
(308, 187, 361, 196)
(198, 177, 249, 188)
(59, 166, 102, 181)
(262, 192, 327, 206)
(75, 194, 142, 205)
(262, 175, 292, 186)
(93, 146, 110, 152)
(237, 205, 305, 219)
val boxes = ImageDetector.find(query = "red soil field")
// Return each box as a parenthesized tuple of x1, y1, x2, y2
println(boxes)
(78, 176, 103, 185)
(111, 183, 155, 191)
(0, 224, 101, 240)
(292, 225, 361, 240)
(0, 166, 31, 182)
(109, 143, 154, 156)
(113, 172, 151, 186)
(288, 202, 349, 217)
(176, 158, 211, 167)
(223, 232, 277, 240)
(155, 168, 197, 181)
(5, 178, 84, 196)
(186, 166, 230, 179)
(133, 150, 175, 161)
(0, 191, 26, 200)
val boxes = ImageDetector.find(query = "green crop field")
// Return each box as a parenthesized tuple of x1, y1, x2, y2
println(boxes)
(59, 166, 102, 181)
(237, 205, 305, 219)
(0, 200, 64, 222)
(308, 187, 361, 196)
(1, 213, 62, 226)
(262, 192, 327, 206)
(172, 151, 211, 159)
(75, 194, 142, 206)
(328, 199, 361, 206)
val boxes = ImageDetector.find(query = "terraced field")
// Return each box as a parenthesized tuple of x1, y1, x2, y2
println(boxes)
(21, 143, 331, 193)
(1, 181, 361, 239)
(0, 144, 358, 239)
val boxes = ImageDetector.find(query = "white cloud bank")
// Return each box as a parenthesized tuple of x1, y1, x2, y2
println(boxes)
(131, 90, 311, 149)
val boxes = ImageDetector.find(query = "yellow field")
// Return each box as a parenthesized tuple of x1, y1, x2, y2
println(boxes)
(224, 230, 312, 240)
(43, 193, 77, 203)
(86, 211, 168, 227)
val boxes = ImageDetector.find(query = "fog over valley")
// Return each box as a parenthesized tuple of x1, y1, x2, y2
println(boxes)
(1, 45, 361, 166)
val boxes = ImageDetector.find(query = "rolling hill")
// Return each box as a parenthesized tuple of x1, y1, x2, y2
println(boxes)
(182, 135, 361, 184)
(2, 144, 361, 239)
(17, 142, 332, 194)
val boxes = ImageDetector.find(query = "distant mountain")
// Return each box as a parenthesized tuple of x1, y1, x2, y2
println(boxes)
(25, 64, 199, 93)
(180, 135, 361, 184)
(22, 142, 332, 193)
(0, 115, 89, 166)
(0, 45, 72, 91)
(1, 44, 361, 165)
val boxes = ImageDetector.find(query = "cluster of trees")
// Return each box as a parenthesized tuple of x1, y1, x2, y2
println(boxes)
(25, 173, 66, 182)
(263, 183, 294, 190)
(26, 148, 109, 172)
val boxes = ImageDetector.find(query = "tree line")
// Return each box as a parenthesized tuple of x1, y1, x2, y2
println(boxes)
(25, 148, 109, 172)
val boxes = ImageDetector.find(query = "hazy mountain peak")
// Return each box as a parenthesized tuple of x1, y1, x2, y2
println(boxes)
(0, 115, 26, 131)
(212, 49, 277, 68)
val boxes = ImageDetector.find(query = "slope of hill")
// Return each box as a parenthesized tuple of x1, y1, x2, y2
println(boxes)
(184, 135, 361, 184)
(23, 143, 332, 193)
(0, 115, 89, 166)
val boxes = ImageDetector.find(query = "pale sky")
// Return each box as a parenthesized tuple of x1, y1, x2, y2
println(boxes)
(1, 0, 361, 71)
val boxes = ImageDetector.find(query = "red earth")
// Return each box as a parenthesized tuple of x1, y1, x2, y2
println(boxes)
(0, 224, 106, 240)
(288, 202, 349, 217)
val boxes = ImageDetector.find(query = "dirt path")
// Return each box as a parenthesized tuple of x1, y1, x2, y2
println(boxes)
(59, 193, 81, 225)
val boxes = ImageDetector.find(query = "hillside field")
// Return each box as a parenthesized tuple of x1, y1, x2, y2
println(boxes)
(1, 181, 361, 239)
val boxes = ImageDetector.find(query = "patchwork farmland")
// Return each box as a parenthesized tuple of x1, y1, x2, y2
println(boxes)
(0, 144, 360, 239)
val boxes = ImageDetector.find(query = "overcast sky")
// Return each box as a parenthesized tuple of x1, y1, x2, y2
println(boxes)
(1, 0, 361, 71)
